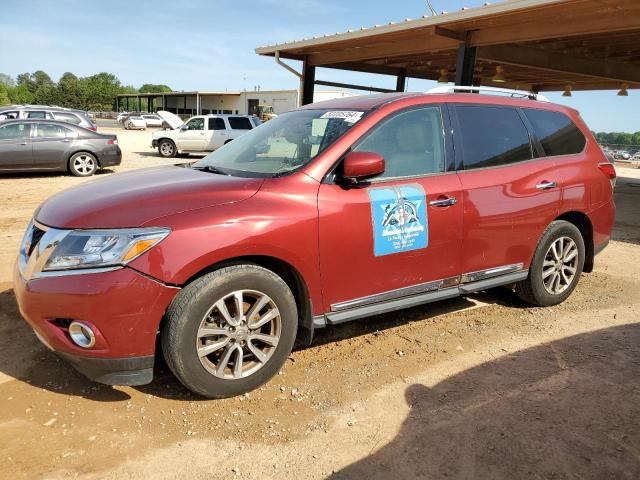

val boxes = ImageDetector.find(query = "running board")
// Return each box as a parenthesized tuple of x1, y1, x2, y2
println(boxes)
(315, 269, 528, 327)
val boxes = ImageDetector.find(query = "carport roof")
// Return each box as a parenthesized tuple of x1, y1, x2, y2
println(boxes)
(255, 0, 640, 92)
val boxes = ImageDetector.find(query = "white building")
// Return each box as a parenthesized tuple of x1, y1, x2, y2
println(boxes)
(115, 89, 359, 116)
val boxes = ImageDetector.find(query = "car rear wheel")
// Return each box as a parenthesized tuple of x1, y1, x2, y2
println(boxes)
(69, 152, 98, 177)
(162, 264, 298, 398)
(516, 220, 585, 306)
(158, 139, 177, 158)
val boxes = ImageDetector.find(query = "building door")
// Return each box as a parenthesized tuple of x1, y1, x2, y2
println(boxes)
(247, 99, 259, 116)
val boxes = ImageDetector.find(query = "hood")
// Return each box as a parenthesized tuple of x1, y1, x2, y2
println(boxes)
(157, 110, 184, 130)
(35, 166, 263, 229)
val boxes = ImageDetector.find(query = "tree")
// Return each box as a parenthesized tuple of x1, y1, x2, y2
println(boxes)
(139, 84, 172, 93)
(7, 84, 34, 104)
(0, 73, 15, 87)
(0, 84, 11, 106)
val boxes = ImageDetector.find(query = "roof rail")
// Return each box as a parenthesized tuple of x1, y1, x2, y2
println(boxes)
(426, 85, 549, 102)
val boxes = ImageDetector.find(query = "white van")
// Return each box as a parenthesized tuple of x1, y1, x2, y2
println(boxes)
(151, 112, 261, 158)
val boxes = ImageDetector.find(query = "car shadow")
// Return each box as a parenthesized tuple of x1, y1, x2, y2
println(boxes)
(0, 168, 116, 179)
(0, 288, 130, 401)
(329, 322, 640, 479)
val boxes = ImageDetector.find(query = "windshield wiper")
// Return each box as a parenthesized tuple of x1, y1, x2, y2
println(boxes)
(192, 165, 231, 176)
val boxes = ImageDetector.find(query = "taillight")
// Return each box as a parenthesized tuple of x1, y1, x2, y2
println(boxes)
(89, 125, 97, 131)
(108, 138, 118, 146)
(598, 162, 616, 188)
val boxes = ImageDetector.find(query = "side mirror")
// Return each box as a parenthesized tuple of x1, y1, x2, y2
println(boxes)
(342, 151, 385, 181)
(180, 125, 188, 132)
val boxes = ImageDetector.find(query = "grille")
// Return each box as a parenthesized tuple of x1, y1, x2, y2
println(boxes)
(28, 224, 46, 256)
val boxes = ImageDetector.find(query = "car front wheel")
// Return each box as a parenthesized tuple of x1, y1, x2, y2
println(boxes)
(162, 264, 298, 398)
(516, 220, 585, 306)
(69, 152, 98, 177)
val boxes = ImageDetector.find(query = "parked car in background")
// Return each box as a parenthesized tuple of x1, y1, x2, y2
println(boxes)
(151, 113, 260, 157)
(117, 112, 144, 124)
(614, 151, 631, 160)
(125, 116, 147, 130)
(0, 105, 97, 131)
(0, 119, 120, 176)
(14, 89, 615, 398)
(141, 114, 164, 127)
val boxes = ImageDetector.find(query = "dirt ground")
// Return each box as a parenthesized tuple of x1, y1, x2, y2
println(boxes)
(1, 127, 639, 479)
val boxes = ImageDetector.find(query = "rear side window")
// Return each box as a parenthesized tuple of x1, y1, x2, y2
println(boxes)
(208, 118, 226, 130)
(0, 123, 30, 139)
(52, 112, 82, 125)
(523, 109, 586, 156)
(228, 117, 253, 130)
(26, 111, 47, 119)
(36, 124, 70, 137)
(455, 106, 532, 169)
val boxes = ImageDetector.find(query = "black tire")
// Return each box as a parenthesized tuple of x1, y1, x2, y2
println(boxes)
(69, 152, 98, 177)
(516, 220, 585, 306)
(158, 139, 177, 158)
(162, 264, 298, 398)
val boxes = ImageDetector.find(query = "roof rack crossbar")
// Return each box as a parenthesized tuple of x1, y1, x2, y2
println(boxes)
(426, 85, 549, 102)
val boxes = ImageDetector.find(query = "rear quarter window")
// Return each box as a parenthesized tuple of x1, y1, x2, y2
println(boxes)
(455, 105, 533, 169)
(523, 109, 586, 156)
(52, 112, 82, 125)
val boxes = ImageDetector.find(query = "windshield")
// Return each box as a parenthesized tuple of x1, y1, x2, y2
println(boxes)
(193, 109, 364, 177)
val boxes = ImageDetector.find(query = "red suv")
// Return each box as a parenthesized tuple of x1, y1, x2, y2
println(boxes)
(14, 90, 616, 398)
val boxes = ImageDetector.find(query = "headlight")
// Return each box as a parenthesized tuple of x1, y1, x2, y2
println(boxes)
(43, 228, 170, 271)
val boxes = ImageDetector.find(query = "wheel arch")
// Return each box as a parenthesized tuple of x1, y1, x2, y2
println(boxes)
(555, 211, 594, 273)
(169, 255, 315, 346)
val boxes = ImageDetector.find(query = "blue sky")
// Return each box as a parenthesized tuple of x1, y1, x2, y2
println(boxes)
(0, 0, 638, 132)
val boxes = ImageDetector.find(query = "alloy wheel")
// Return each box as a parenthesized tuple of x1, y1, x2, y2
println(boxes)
(542, 236, 578, 295)
(196, 289, 281, 379)
(160, 142, 174, 156)
(72, 154, 96, 175)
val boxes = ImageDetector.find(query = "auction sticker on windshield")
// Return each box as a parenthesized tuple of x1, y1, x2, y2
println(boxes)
(320, 111, 364, 124)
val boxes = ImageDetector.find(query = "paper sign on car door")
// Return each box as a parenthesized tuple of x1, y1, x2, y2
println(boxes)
(368, 184, 428, 256)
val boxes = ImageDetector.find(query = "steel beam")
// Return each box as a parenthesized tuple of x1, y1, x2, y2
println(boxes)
(301, 57, 316, 105)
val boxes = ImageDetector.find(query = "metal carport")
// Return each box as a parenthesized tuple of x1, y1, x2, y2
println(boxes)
(255, 0, 640, 104)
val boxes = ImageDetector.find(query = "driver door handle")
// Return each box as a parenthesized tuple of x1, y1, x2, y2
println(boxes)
(429, 196, 457, 207)
(536, 180, 557, 190)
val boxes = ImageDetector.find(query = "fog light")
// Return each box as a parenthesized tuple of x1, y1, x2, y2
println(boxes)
(68, 321, 96, 349)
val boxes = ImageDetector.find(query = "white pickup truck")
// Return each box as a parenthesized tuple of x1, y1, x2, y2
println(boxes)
(151, 112, 261, 158)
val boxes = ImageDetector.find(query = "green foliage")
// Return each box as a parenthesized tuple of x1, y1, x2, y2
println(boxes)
(139, 84, 172, 93)
(595, 131, 640, 147)
(0, 84, 11, 106)
(5, 70, 172, 111)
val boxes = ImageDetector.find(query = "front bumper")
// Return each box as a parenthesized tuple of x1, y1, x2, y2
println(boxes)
(14, 262, 179, 385)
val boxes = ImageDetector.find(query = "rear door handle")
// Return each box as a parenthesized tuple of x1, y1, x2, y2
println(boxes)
(429, 196, 457, 207)
(536, 181, 557, 190)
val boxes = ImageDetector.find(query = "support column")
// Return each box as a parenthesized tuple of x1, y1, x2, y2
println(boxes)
(196, 93, 201, 115)
(126, 97, 129, 111)
(454, 42, 477, 86)
(301, 57, 316, 106)
(137, 96, 141, 112)
(396, 71, 407, 92)
(183, 96, 187, 115)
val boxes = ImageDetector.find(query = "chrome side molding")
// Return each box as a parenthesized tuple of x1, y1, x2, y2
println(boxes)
(460, 263, 524, 283)
(329, 262, 526, 316)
